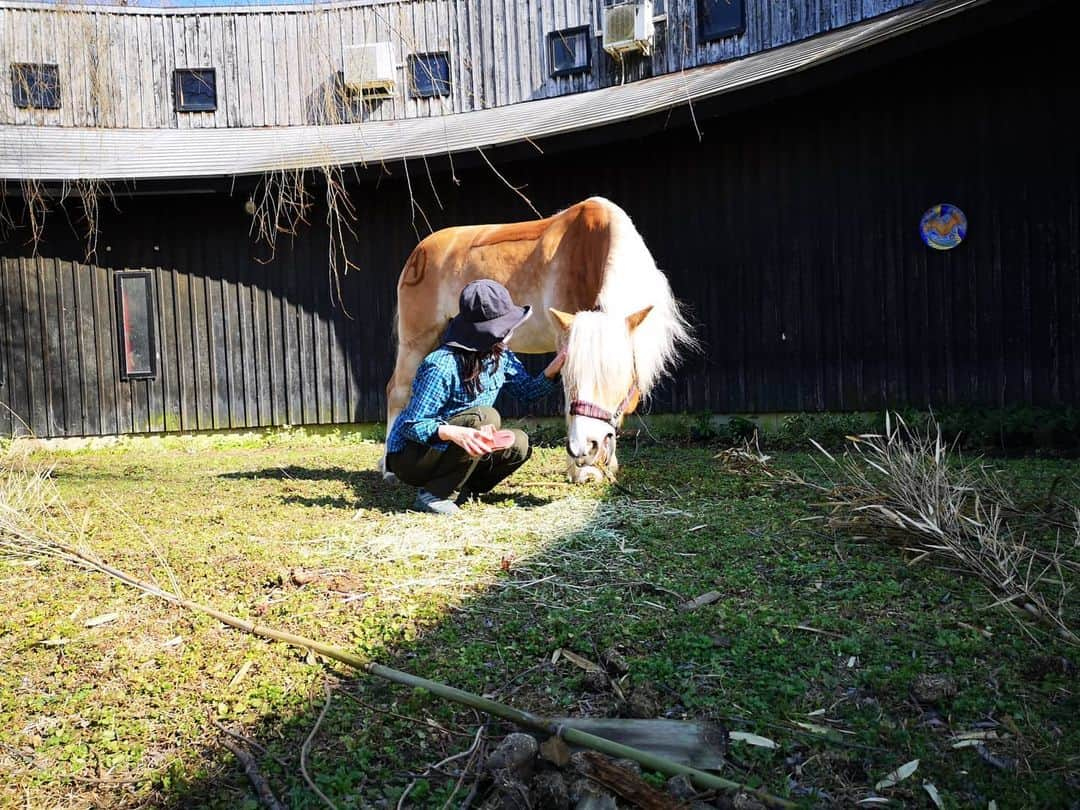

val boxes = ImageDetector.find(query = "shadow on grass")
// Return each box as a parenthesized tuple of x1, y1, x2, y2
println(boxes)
(219, 466, 557, 512)
(27, 444, 1080, 809)
(154, 473, 630, 809)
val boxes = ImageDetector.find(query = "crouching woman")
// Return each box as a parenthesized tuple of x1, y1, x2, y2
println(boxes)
(386, 280, 566, 514)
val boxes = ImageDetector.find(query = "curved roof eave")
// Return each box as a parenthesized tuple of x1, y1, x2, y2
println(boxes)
(0, 0, 987, 182)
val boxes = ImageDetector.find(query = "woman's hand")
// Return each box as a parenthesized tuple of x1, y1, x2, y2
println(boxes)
(544, 345, 568, 379)
(438, 424, 492, 457)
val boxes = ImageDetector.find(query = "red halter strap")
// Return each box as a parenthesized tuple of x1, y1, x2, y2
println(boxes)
(569, 382, 639, 428)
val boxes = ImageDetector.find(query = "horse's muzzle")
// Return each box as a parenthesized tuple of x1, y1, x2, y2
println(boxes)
(566, 433, 615, 467)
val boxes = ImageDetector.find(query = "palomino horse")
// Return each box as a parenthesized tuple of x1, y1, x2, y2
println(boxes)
(385, 197, 693, 482)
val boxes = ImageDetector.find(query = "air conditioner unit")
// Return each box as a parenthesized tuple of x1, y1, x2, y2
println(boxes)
(602, 1, 654, 57)
(344, 43, 395, 97)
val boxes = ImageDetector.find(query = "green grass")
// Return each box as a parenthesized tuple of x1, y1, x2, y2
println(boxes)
(0, 428, 1076, 808)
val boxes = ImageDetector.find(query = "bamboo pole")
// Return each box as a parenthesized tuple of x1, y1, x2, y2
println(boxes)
(46, 545, 796, 809)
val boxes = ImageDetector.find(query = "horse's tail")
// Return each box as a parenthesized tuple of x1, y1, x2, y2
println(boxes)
(591, 198, 699, 395)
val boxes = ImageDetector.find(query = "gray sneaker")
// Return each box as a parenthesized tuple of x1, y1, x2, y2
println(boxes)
(413, 489, 460, 515)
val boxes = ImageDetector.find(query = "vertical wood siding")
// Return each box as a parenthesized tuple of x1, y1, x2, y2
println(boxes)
(2, 12, 1077, 437)
(0, 0, 920, 128)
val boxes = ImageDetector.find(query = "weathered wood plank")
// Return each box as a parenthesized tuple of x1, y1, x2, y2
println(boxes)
(135, 15, 153, 127)
(155, 264, 178, 432)
(232, 15, 251, 127)
(250, 14, 270, 127)
(279, 256, 301, 426)
(37, 258, 62, 435)
(234, 248, 257, 428)
(88, 261, 116, 435)
(147, 14, 166, 127)
(101, 14, 123, 128)
(1, 261, 28, 436)
(172, 269, 194, 431)
(296, 245, 317, 425)
(265, 255, 285, 425)
(210, 275, 230, 429)
(20, 260, 45, 436)
(222, 13, 240, 129)
(196, 14, 213, 128)
(328, 290, 347, 424)
(398, 2, 417, 120)
(0, 263, 11, 437)
(220, 267, 241, 428)
(208, 13, 226, 128)
(122, 14, 142, 128)
(56, 260, 82, 435)
(270, 13, 289, 127)
(284, 12, 303, 125)
(245, 259, 265, 427)
(187, 264, 209, 430)
(75, 12, 94, 127)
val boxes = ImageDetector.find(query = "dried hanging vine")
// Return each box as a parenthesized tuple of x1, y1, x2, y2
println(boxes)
(7, 0, 549, 305)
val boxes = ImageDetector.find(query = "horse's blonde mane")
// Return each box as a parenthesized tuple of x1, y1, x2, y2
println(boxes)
(563, 312, 637, 407)
(581, 197, 697, 396)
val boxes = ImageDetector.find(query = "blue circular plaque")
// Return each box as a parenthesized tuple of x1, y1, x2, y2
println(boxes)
(920, 204, 967, 250)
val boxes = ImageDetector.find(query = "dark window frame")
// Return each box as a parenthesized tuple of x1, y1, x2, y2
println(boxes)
(548, 25, 592, 77)
(11, 62, 61, 110)
(173, 67, 218, 112)
(407, 52, 451, 99)
(698, 0, 746, 42)
(113, 271, 158, 381)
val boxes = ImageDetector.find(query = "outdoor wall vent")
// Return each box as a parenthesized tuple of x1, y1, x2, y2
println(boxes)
(602, 1, 654, 57)
(344, 43, 396, 97)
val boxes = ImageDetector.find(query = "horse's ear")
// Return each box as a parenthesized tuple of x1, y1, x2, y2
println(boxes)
(626, 306, 653, 332)
(549, 308, 575, 331)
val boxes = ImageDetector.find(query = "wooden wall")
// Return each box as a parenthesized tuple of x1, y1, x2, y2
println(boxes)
(2, 4, 1077, 438)
(0, 0, 918, 129)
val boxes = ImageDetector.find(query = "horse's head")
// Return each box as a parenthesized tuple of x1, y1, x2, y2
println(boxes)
(549, 306, 652, 472)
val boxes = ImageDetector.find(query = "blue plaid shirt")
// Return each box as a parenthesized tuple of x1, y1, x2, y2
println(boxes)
(386, 346, 559, 453)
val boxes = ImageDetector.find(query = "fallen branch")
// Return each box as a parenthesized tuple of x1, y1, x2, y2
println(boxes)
(5, 538, 793, 808)
(0, 459, 791, 809)
(220, 737, 287, 810)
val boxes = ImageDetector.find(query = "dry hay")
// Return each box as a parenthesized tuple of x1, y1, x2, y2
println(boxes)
(794, 412, 1079, 645)
(307, 496, 630, 597)
(297, 495, 696, 609)
(0, 447, 68, 565)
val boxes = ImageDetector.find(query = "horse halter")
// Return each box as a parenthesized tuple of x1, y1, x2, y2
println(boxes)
(568, 381, 640, 429)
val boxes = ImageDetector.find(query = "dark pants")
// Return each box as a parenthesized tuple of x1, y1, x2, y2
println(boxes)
(386, 407, 531, 499)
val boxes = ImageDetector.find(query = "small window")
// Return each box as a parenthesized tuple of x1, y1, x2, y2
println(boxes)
(174, 68, 217, 112)
(548, 26, 591, 77)
(408, 53, 450, 98)
(699, 0, 746, 41)
(114, 272, 157, 380)
(11, 63, 60, 110)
